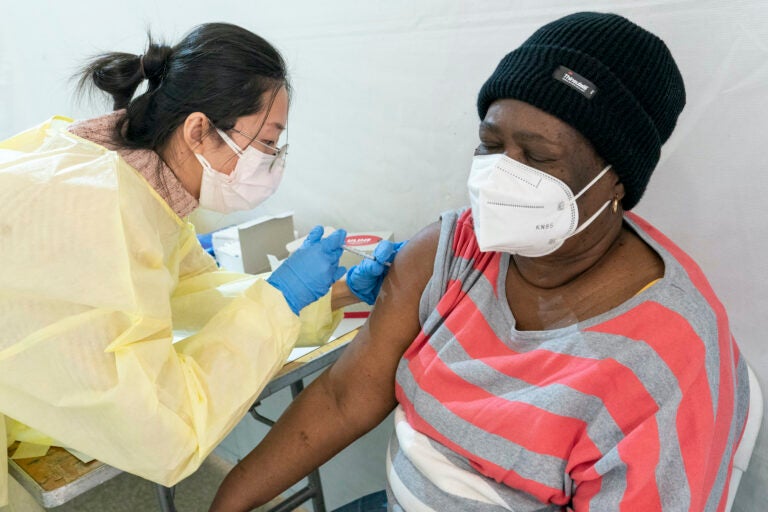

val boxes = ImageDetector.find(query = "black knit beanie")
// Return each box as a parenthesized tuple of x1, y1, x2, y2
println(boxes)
(477, 12, 686, 210)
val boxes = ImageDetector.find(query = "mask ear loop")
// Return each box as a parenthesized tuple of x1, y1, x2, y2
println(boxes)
(553, 164, 613, 243)
(194, 153, 214, 169)
(571, 164, 612, 203)
(568, 199, 612, 237)
(215, 128, 246, 156)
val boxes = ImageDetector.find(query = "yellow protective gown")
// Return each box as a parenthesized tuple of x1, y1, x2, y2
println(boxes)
(0, 117, 342, 505)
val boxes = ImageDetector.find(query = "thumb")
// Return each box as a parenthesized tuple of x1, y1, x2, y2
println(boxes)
(333, 266, 347, 281)
(358, 257, 386, 277)
(384, 240, 407, 263)
(372, 240, 396, 261)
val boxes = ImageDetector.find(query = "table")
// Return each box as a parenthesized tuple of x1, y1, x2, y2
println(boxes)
(6, 328, 358, 511)
(7, 444, 121, 508)
(246, 329, 359, 512)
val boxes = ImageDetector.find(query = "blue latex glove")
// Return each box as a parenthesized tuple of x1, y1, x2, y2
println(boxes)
(267, 226, 347, 315)
(346, 240, 407, 305)
(196, 232, 216, 259)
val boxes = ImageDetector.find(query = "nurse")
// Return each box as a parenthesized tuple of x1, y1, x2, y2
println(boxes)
(0, 22, 397, 502)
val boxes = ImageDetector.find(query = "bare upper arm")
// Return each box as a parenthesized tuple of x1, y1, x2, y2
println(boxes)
(326, 220, 442, 425)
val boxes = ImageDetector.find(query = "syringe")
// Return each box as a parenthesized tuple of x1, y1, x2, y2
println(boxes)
(342, 245, 392, 267)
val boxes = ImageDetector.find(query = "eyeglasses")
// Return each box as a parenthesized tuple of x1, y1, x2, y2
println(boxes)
(230, 127, 289, 167)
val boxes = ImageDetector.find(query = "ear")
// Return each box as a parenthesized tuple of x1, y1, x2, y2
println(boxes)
(181, 112, 211, 152)
(609, 168, 626, 201)
(614, 181, 626, 201)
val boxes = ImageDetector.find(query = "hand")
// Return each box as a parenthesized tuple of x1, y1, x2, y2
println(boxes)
(346, 240, 406, 305)
(267, 226, 347, 314)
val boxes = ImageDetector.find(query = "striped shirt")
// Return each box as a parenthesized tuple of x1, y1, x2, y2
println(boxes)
(389, 209, 749, 511)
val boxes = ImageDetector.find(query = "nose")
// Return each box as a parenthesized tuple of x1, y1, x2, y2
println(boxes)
(503, 146, 526, 164)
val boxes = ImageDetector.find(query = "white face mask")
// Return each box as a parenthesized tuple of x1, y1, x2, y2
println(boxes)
(467, 153, 612, 257)
(196, 128, 286, 214)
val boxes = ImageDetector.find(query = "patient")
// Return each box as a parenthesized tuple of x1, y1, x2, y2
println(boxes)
(210, 12, 749, 511)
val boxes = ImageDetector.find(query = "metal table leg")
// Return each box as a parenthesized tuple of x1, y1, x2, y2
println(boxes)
(306, 465, 326, 512)
(290, 380, 326, 512)
(156, 484, 177, 512)
(254, 379, 326, 512)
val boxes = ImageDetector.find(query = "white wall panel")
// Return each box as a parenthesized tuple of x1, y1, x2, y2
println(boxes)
(3, 1, 766, 507)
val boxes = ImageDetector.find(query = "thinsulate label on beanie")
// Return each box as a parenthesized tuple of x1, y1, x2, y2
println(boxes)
(553, 65, 598, 99)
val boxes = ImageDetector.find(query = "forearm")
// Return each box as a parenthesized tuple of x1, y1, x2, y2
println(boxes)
(210, 224, 439, 511)
(209, 367, 393, 511)
(331, 280, 359, 310)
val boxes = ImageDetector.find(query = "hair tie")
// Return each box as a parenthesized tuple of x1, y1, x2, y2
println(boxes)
(138, 54, 147, 80)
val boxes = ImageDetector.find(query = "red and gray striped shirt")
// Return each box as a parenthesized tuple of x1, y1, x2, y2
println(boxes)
(390, 209, 749, 511)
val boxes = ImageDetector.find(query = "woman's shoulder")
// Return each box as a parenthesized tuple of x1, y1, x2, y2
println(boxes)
(624, 213, 728, 318)
(0, 116, 119, 182)
(604, 215, 735, 384)
(1, 117, 182, 230)
(67, 110, 126, 150)
(434, 207, 501, 273)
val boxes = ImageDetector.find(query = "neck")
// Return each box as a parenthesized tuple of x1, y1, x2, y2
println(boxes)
(158, 137, 202, 199)
(511, 216, 624, 289)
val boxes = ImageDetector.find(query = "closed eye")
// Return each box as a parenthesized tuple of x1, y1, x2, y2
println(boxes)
(525, 152, 556, 164)
(475, 142, 503, 155)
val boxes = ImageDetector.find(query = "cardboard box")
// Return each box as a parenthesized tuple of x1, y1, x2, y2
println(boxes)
(212, 212, 295, 274)
(238, 212, 295, 275)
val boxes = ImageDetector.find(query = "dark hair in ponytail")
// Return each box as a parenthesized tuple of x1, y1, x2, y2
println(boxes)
(77, 23, 290, 151)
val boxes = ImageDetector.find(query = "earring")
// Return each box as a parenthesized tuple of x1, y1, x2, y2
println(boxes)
(612, 196, 620, 214)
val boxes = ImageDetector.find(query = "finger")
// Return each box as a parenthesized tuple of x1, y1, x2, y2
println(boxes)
(358, 257, 385, 277)
(382, 240, 407, 263)
(322, 229, 347, 251)
(372, 240, 395, 261)
(302, 225, 324, 246)
(333, 266, 347, 281)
